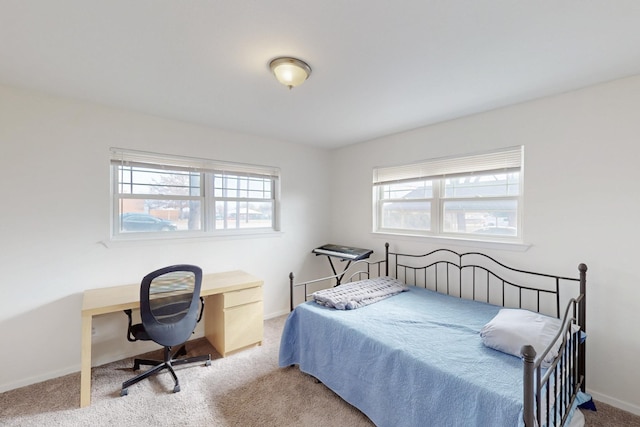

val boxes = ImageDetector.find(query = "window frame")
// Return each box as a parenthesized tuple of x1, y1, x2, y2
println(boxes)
(208, 172, 277, 232)
(110, 148, 280, 240)
(373, 147, 523, 242)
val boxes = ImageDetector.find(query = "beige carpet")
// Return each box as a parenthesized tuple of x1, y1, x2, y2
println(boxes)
(1, 315, 638, 426)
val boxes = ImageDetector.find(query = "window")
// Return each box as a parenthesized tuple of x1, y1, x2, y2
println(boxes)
(213, 173, 274, 230)
(111, 148, 280, 238)
(373, 147, 523, 241)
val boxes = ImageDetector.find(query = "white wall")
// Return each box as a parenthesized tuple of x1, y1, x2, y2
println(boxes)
(3, 76, 640, 415)
(328, 75, 640, 414)
(0, 84, 331, 391)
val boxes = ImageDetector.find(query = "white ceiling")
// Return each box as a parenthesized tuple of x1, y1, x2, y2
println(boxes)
(1, 1, 639, 149)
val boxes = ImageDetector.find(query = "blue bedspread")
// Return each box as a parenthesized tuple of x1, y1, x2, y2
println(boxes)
(279, 286, 530, 427)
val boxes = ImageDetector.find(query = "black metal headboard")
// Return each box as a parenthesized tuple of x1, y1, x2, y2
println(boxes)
(291, 242, 585, 319)
(385, 243, 586, 319)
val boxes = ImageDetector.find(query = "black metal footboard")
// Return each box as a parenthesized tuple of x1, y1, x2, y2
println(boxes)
(522, 264, 587, 427)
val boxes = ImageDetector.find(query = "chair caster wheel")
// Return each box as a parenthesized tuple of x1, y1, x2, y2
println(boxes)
(205, 360, 211, 366)
(121, 388, 128, 396)
(173, 385, 180, 393)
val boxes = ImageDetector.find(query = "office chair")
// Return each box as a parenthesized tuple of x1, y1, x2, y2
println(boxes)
(121, 264, 211, 396)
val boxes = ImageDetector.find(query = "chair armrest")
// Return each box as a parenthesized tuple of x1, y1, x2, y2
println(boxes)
(197, 297, 204, 323)
(123, 309, 137, 342)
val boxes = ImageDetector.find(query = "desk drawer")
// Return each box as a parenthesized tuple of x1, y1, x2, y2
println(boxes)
(224, 301, 263, 352)
(223, 286, 262, 308)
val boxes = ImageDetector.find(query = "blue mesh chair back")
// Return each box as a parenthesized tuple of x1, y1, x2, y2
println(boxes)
(141, 265, 202, 347)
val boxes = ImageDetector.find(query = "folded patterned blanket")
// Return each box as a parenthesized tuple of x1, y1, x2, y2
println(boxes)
(312, 276, 409, 310)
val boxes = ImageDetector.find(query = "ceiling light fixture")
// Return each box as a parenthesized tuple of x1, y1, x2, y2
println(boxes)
(269, 57, 312, 89)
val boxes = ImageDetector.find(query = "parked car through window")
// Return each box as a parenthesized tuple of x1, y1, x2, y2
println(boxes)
(120, 213, 177, 232)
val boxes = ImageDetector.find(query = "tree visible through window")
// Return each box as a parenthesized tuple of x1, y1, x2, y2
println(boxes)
(116, 165, 202, 233)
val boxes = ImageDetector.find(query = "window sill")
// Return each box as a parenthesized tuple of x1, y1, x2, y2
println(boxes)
(371, 231, 531, 252)
(99, 229, 283, 248)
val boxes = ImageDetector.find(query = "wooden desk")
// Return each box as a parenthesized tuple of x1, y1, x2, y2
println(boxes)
(80, 270, 263, 407)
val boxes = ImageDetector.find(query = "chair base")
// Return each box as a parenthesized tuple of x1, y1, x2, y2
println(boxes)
(121, 345, 211, 396)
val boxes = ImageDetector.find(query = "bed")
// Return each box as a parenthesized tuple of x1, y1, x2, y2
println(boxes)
(279, 243, 592, 427)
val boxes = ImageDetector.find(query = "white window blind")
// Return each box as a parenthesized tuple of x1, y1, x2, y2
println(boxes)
(110, 148, 280, 178)
(373, 146, 523, 185)
(372, 146, 523, 242)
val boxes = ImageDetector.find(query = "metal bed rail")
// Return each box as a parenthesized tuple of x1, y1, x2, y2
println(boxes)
(523, 293, 585, 426)
(289, 257, 387, 311)
(388, 245, 583, 318)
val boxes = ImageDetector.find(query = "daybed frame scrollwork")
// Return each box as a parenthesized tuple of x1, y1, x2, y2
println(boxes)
(289, 242, 588, 427)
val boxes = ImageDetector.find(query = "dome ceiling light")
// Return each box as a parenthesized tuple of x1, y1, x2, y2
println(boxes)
(269, 57, 312, 89)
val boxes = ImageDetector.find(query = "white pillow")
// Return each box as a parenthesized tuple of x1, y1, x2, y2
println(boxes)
(480, 308, 579, 368)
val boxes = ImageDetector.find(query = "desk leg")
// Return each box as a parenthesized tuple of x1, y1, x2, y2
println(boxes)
(204, 294, 224, 356)
(80, 313, 92, 407)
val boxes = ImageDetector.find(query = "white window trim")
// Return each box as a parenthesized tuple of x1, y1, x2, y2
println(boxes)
(373, 146, 524, 244)
(371, 231, 531, 252)
(109, 148, 281, 241)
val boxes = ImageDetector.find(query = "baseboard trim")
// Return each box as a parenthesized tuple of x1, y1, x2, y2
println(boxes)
(588, 388, 640, 416)
(264, 309, 290, 319)
(0, 365, 78, 394)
